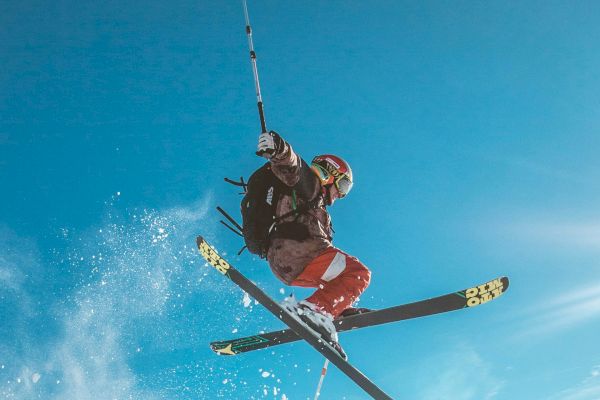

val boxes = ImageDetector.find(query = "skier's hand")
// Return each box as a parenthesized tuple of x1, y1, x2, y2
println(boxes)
(256, 130, 283, 158)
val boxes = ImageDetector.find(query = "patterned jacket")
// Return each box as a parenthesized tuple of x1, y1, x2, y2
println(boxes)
(266, 138, 333, 284)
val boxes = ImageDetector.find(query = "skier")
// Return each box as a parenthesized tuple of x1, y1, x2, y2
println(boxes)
(256, 130, 371, 359)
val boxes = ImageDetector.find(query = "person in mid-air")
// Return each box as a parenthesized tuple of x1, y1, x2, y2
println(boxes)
(256, 130, 371, 359)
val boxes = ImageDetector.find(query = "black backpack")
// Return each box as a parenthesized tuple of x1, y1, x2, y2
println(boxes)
(218, 162, 320, 258)
(240, 162, 288, 256)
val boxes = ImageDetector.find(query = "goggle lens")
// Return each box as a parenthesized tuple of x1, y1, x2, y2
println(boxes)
(335, 175, 353, 198)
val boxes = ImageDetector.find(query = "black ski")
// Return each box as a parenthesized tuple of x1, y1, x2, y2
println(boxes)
(196, 236, 393, 400)
(211, 276, 509, 355)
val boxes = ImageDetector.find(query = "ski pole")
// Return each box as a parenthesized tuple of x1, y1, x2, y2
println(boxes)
(313, 359, 330, 400)
(242, 0, 268, 138)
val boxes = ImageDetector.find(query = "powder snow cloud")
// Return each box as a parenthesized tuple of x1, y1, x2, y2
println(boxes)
(0, 195, 241, 400)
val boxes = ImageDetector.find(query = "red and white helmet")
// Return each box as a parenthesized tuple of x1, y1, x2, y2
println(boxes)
(310, 154, 353, 198)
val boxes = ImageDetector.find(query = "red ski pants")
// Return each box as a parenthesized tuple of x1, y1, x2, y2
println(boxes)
(290, 248, 371, 318)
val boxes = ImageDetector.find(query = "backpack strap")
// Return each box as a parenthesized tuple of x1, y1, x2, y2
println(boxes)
(224, 176, 248, 195)
(216, 206, 244, 237)
(272, 190, 323, 224)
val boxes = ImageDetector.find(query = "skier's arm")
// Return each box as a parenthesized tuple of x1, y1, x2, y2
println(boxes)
(257, 131, 320, 200)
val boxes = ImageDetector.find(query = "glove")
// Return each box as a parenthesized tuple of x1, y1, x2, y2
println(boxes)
(257, 130, 284, 158)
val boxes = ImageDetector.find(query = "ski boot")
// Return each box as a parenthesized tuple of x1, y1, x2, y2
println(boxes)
(282, 298, 347, 360)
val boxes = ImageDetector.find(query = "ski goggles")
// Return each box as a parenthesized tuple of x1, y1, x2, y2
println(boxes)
(334, 174, 353, 198)
(311, 162, 353, 198)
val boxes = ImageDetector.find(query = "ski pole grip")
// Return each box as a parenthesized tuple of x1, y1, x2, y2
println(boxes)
(256, 128, 274, 158)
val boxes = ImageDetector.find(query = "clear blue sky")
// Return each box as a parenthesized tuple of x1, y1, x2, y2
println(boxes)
(2, 1, 600, 399)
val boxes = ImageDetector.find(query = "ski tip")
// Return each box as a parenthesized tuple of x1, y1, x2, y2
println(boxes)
(462, 276, 510, 308)
(196, 235, 205, 246)
(501, 276, 510, 292)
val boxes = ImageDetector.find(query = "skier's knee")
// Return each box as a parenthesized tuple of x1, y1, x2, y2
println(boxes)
(356, 265, 371, 291)
(362, 268, 371, 289)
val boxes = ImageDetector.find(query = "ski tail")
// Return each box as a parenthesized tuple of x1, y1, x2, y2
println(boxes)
(210, 333, 281, 355)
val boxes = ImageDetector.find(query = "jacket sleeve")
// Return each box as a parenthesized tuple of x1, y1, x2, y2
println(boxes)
(269, 137, 321, 201)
